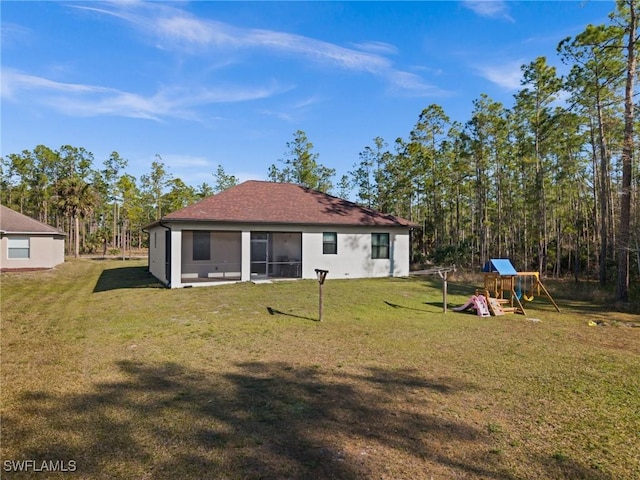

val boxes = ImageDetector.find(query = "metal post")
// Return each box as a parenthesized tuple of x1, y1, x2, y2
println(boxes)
(443, 271, 448, 313)
(438, 269, 448, 313)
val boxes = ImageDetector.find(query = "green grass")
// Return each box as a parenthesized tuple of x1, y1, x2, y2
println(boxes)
(1, 258, 639, 479)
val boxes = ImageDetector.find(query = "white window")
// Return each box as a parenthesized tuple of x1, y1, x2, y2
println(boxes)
(322, 232, 337, 254)
(371, 233, 389, 259)
(8, 237, 30, 259)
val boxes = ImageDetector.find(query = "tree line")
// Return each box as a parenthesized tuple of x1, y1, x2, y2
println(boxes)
(1, 1, 637, 302)
(270, 2, 639, 304)
(0, 148, 239, 259)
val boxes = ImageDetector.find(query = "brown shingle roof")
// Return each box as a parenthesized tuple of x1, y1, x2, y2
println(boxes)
(0, 205, 65, 235)
(159, 181, 415, 227)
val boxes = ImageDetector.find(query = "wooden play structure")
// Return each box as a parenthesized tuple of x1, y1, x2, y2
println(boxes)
(479, 259, 560, 316)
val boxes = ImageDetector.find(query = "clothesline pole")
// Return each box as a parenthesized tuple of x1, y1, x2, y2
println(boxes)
(413, 266, 456, 313)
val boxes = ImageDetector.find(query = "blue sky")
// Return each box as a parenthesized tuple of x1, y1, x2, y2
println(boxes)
(1, 1, 615, 190)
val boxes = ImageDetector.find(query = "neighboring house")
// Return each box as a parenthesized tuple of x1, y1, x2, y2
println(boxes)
(145, 180, 416, 288)
(0, 205, 66, 271)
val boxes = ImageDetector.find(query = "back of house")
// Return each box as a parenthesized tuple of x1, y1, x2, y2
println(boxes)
(144, 181, 416, 288)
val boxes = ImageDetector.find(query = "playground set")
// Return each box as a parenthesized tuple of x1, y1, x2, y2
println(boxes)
(453, 259, 560, 317)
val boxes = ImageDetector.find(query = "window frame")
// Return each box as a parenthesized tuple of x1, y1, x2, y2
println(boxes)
(371, 233, 390, 259)
(8, 237, 30, 259)
(322, 232, 337, 255)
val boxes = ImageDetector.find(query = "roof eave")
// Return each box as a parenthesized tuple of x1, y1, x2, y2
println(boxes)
(147, 217, 414, 229)
(1, 230, 66, 236)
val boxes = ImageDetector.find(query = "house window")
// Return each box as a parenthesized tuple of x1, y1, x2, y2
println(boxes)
(8, 237, 30, 259)
(371, 233, 389, 259)
(323, 232, 337, 254)
(193, 231, 210, 261)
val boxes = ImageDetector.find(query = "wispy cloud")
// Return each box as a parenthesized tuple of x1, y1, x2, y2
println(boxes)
(475, 60, 523, 90)
(462, 1, 514, 22)
(1, 69, 287, 121)
(387, 71, 451, 97)
(143, 153, 215, 186)
(349, 41, 399, 56)
(75, 2, 442, 98)
(158, 153, 213, 170)
(0, 22, 33, 48)
(2, 70, 111, 96)
(4, 1, 448, 122)
(259, 94, 325, 123)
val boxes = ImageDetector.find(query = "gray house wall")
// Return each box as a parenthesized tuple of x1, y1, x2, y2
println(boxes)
(0, 234, 65, 270)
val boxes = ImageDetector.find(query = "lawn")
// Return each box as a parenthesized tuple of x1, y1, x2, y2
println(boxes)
(1, 258, 639, 479)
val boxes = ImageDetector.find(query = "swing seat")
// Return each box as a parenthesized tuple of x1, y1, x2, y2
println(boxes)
(517, 275, 535, 302)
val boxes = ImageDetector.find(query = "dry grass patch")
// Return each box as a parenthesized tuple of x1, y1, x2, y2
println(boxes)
(1, 259, 639, 479)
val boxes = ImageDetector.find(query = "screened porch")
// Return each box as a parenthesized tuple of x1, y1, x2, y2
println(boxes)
(181, 230, 242, 282)
(250, 232, 302, 280)
(179, 230, 303, 283)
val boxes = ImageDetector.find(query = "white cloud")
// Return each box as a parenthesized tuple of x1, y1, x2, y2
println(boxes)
(149, 12, 393, 74)
(258, 94, 324, 123)
(156, 16, 223, 46)
(475, 60, 523, 90)
(79, 2, 438, 97)
(4, 1, 447, 124)
(133, 153, 216, 186)
(412, 65, 444, 76)
(258, 109, 294, 122)
(246, 29, 391, 73)
(293, 95, 323, 110)
(349, 41, 399, 56)
(1, 68, 288, 121)
(156, 157, 265, 186)
(387, 71, 451, 97)
(234, 170, 266, 183)
(0, 22, 33, 48)
(159, 154, 213, 169)
(2, 69, 111, 96)
(462, 1, 514, 22)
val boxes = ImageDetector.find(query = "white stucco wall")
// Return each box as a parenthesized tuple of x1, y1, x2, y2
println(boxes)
(0, 234, 65, 270)
(147, 222, 411, 288)
(147, 226, 168, 285)
(300, 226, 410, 280)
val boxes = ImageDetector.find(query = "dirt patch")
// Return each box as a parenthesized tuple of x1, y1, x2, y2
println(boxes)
(0, 267, 52, 273)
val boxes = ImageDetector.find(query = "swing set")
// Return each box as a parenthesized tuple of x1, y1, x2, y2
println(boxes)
(515, 273, 537, 302)
(481, 259, 560, 316)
